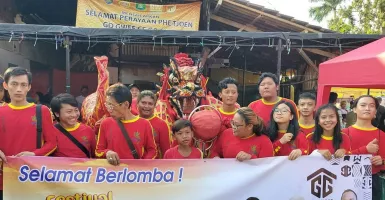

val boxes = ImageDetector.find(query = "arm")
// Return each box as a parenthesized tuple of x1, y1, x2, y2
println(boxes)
(273, 140, 284, 155)
(306, 134, 315, 154)
(295, 133, 309, 155)
(95, 120, 110, 158)
(143, 121, 157, 159)
(209, 131, 225, 158)
(33, 106, 57, 156)
(158, 120, 171, 158)
(258, 137, 274, 158)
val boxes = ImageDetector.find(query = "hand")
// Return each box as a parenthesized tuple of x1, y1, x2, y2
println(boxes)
(106, 150, 120, 166)
(318, 149, 332, 160)
(334, 149, 346, 158)
(0, 150, 7, 163)
(15, 152, 35, 157)
(288, 149, 302, 161)
(279, 133, 293, 144)
(371, 155, 383, 166)
(236, 151, 252, 162)
(366, 138, 379, 154)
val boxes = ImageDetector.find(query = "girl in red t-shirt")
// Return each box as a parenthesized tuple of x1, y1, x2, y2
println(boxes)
(306, 104, 351, 160)
(268, 101, 308, 160)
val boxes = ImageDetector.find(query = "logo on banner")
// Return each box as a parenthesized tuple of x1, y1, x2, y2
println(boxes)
(307, 168, 337, 198)
(105, 0, 113, 4)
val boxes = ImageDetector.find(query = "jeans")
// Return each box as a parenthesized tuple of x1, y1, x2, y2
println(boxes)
(373, 173, 384, 200)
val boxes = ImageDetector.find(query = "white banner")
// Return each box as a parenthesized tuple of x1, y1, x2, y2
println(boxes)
(3, 154, 372, 200)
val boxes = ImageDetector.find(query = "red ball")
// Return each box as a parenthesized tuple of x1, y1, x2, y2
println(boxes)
(190, 110, 222, 141)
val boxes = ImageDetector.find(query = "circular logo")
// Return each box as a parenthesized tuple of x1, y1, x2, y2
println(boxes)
(105, 0, 113, 4)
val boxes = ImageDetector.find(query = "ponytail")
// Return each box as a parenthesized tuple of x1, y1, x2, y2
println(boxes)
(236, 107, 266, 136)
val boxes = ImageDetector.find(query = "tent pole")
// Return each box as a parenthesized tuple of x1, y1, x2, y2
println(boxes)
(276, 39, 283, 95)
(65, 36, 71, 94)
(242, 53, 246, 106)
(367, 89, 370, 95)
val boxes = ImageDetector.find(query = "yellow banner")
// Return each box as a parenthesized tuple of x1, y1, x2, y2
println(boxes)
(76, 0, 201, 31)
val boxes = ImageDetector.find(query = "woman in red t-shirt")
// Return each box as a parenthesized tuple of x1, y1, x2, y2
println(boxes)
(211, 107, 273, 161)
(306, 104, 351, 160)
(268, 101, 308, 160)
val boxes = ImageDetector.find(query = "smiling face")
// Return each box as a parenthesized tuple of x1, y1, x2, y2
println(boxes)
(354, 97, 377, 120)
(57, 103, 80, 127)
(273, 103, 293, 124)
(258, 77, 278, 99)
(138, 96, 156, 118)
(318, 108, 338, 131)
(219, 83, 238, 106)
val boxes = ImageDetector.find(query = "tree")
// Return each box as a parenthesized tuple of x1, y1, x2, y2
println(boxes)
(309, 0, 345, 22)
(309, 0, 385, 34)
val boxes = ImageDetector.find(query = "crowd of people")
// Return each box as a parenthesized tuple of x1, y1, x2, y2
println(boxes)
(0, 67, 384, 199)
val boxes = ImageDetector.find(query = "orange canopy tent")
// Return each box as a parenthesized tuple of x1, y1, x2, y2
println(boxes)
(316, 37, 385, 108)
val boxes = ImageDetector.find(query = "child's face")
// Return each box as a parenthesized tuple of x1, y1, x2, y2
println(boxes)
(318, 108, 337, 131)
(298, 98, 315, 117)
(354, 97, 376, 120)
(273, 103, 293, 124)
(57, 103, 80, 127)
(174, 126, 193, 146)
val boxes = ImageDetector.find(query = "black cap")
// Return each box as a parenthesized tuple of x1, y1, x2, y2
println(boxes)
(129, 84, 140, 90)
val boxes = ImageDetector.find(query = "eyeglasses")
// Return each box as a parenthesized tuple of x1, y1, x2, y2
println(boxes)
(104, 102, 122, 110)
(230, 120, 244, 130)
(273, 108, 290, 114)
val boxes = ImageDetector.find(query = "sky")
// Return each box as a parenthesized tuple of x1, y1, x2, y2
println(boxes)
(248, 0, 329, 29)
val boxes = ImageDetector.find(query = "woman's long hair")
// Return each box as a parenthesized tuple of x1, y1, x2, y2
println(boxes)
(312, 104, 342, 151)
(236, 107, 266, 136)
(268, 101, 300, 142)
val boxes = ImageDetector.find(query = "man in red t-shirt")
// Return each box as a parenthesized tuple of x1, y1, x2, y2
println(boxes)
(96, 83, 157, 166)
(298, 92, 316, 135)
(248, 72, 298, 127)
(0, 67, 58, 199)
(217, 77, 239, 130)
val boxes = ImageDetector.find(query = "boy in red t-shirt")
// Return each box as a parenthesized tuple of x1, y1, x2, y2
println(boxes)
(50, 93, 96, 158)
(164, 119, 202, 159)
(298, 92, 316, 135)
(217, 77, 239, 130)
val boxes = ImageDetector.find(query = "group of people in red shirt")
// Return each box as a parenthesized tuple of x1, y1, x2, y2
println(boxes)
(0, 67, 384, 199)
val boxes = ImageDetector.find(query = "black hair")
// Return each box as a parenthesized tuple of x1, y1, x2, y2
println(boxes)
(376, 97, 382, 104)
(268, 100, 300, 142)
(257, 72, 279, 87)
(329, 92, 338, 103)
(106, 83, 132, 108)
(299, 92, 316, 101)
(50, 93, 79, 122)
(81, 85, 89, 91)
(341, 189, 357, 199)
(4, 67, 32, 84)
(130, 84, 140, 90)
(236, 107, 266, 136)
(137, 90, 157, 103)
(172, 119, 192, 134)
(0, 75, 4, 89)
(312, 104, 342, 151)
(218, 77, 238, 92)
(352, 95, 379, 109)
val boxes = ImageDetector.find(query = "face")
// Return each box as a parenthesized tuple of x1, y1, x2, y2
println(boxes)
(298, 98, 316, 117)
(81, 88, 89, 96)
(138, 96, 155, 118)
(318, 108, 338, 131)
(105, 96, 128, 119)
(341, 191, 357, 200)
(353, 97, 377, 120)
(273, 103, 293, 123)
(174, 126, 193, 146)
(341, 101, 346, 109)
(219, 84, 238, 105)
(56, 104, 80, 127)
(130, 87, 140, 99)
(4, 75, 31, 103)
(231, 113, 252, 137)
(258, 77, 278, 99)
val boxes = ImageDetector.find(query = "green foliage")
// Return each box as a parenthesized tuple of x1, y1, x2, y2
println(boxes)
(309, 0, 385, 34)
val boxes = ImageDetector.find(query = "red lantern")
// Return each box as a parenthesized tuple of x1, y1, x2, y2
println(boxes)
(188, 106, 222, 141)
